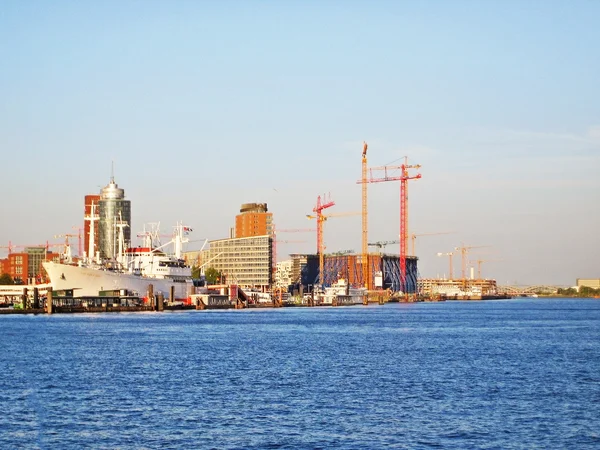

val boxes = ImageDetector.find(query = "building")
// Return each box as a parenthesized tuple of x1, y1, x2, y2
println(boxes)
(98, 176, 131, 260)
(84, 194, 100, 258)
(577, 278, 600, 289)
(418, 278, 498, 296)
(301, 253, 419, 293)
(197, 235, 273, 289)
(235, 203, 273, 238)
(275, 260, 294, 287)
(0, 247, 60, 284)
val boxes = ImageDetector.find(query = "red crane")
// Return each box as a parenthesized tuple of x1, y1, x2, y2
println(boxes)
(357, 159, 421, 291)
(307, 194, 335, 285)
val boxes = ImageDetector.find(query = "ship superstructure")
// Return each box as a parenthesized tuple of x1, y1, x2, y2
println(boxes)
(43, 223, 195, 301)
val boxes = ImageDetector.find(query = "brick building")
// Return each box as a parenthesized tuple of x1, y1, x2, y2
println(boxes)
(235, 203, 273, 238)
(0, 247, 60, 284)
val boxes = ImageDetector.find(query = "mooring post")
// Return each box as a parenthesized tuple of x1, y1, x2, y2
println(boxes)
(157, 292, 164, 312)
(147, 284, 154, 309)
(33, 287, 39, 309)
(47, 288, 53, 314)
(169, 286, 175, 305)
(22, 288, 29, 310)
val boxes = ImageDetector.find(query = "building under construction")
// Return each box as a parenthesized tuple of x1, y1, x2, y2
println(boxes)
(300, 253, 418, 293)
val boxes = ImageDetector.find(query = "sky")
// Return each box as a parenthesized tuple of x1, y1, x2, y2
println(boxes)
(1, 0, 599, 286)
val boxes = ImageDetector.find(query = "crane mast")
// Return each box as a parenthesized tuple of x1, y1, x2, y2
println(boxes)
(400, 158, 421, 288)
(310, 194, 334, 286)
(361, 142, 368, 289)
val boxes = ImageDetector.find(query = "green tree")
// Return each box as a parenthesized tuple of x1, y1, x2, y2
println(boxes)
(204, 267, 222, 285)
(0, 273, 14, 285)
(578, 286, 600, 297)
(557, 287, 577, 296)
(191, 265, 202, 279)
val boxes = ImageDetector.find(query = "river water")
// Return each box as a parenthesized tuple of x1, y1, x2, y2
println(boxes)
(1, 298, 599, 449)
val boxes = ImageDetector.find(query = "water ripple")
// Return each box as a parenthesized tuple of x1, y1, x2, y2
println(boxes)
(0, 299, 599, 448)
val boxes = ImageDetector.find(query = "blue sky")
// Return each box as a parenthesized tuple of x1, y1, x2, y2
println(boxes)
(1, 1, 599, 286)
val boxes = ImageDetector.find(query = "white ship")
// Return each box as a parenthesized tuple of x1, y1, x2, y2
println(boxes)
(316, 278, 366, 305)
(43, 222, 197, 301)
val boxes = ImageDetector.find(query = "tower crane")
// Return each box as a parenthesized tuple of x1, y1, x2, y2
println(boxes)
(410, 231, 454, 256)
(54, 233, 79, 263)
(0, 241, 15, 255)
(368, 240, 400, 253)
(472, 259, 502, 280)
(361, 141, 368, 289)
(306, 194, 335, 286)
(455, 244, 491, 288)
(357, 156, 422, 291)
(437, 251, 454, 280)
(306, 205, 359, 285)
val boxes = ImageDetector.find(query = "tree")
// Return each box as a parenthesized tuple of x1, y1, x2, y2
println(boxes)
(0, 273, 14, 285)
(204, 267, 222, 285)
(191, 265, 202, 279)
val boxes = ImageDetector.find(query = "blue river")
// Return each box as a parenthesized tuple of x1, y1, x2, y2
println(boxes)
(1, 298, 599, 449)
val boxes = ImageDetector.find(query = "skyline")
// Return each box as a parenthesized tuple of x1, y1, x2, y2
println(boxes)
(1, 1, 599, 286)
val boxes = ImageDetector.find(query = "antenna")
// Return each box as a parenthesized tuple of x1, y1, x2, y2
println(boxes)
(110, 160, 115, 183)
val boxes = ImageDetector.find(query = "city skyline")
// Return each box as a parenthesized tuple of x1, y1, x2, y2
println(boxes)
(1, 1, 599, 286)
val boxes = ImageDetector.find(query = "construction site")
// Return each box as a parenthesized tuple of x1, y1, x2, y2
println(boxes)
(183, 141, 507, 303)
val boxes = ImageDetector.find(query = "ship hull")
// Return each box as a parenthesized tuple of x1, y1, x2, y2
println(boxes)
(43, 261, 193, 300)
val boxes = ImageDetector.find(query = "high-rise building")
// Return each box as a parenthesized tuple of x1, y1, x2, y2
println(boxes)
(235, 203, 273, 238)
(98, 176, 131, 260)
(84, 194, 100, 258)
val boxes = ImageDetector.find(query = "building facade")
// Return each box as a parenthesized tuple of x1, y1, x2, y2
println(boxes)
(84, 194, 100, 258)
(235, 203, 273, 238)
(0, 247, 60, 284)
(275, 260, 294, 287)
(577, 278, 600, 289)
(198, 235, 273, 289)
(98, 177, 131, 260)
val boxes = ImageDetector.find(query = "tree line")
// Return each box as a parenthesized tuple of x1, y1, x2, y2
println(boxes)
(556, 286, 600, 297)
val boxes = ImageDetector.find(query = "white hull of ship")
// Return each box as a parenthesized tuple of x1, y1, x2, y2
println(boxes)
(43, 261, 193, 300)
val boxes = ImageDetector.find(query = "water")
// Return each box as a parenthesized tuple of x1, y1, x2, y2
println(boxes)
(1, 298, 599, 449)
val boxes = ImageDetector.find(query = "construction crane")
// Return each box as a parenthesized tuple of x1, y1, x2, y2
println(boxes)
(361, 141, 368, 289)
(455, 244, 491, 288)
(357, 157, 421, 291)
(410, 231, 454, 256)
(368, 240, 400, 253)
(306, 194, 335, 286)
(72, 226, 83, 257)
(54, 233, 80, 262)
(1, 243, 45, 255)
(437, 251, 454, 280)
(306, 210, 360, 286)
(472, 259, 502, 280)
(328, 249, 355, 256)
(54, 233, 81, 259)
(0, 241, 15, 255)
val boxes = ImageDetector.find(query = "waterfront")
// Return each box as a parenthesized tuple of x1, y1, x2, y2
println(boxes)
(1, 298, 599, 449)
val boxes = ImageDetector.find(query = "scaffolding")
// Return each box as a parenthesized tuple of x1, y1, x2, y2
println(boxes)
(301, 254, 419, 293)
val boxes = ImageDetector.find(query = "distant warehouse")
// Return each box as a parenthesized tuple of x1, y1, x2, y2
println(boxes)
(576, 278, 600, 289)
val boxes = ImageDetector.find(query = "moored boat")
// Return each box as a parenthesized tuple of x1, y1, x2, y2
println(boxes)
(43, 223, 196, 301)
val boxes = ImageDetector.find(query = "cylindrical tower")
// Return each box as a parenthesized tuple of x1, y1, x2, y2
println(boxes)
(98, 177, 131, 260)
